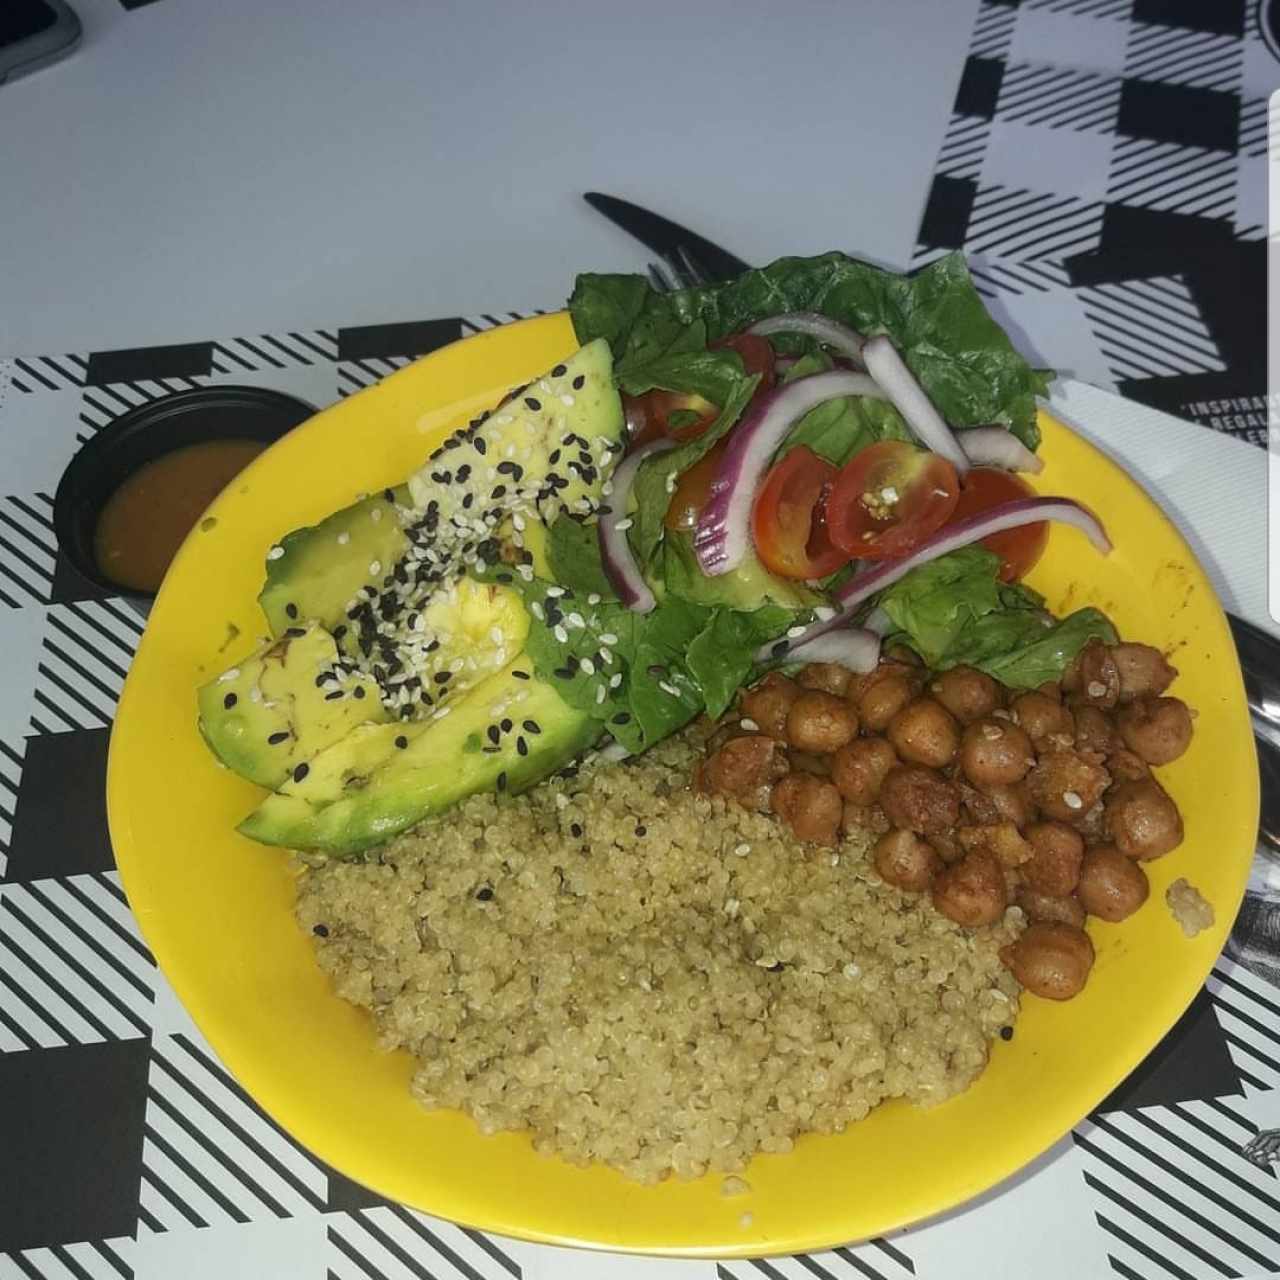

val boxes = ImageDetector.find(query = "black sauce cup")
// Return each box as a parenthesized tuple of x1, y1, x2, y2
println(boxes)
(53, 385, 316, 611)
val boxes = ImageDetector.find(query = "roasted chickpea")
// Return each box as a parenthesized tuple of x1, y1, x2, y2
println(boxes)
(1026, 748, 1111, 821)
(1064, 640, 1120, 709)
(1001, 922, 1094, 999)
(770, 773, 844, 846)
(931, 666, 1000, 724)
(931, 850, 1008, 927)
(1073, 704, 1117, 756)
(879, 765, 961, 834)
(1104, 778, 1183, 860)
(1111, 642, 1177, 702)
(700, 734, 788, 811)
(832, 737, 898, 805)
(1077, 844, 1150, 922)
(855, 668, 919, 733)
(843, 799, 890, 836)
(1116, 696, 1193, 766)
(1016, 887, 1087, 929)
(928, 829, 964, 863)
(887, 698, 960, 769)
(1022, 821, 1085, 897)
(788, 750, 834, 778)
(1107, 748, 1151, 783)
(958, 821, 1032, 868)
(1073, 800, 1108, 844)
(741, 672, 800, 739)
(1012, 691, 1074, 748)
(797, 662, 853, 697)
(786, 690, 858, 754)
(960, 781, 1035, 828)
(960, 717, 1035, 786)
(873, 829, 942, 893)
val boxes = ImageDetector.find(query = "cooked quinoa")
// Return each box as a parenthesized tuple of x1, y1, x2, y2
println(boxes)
(295, 729, 1024, 1184)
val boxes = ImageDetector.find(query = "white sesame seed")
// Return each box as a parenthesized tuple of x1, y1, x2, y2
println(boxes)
(588, 593, 602, 605)
(786, 625, 807, 639)
(613, 517, 633, 531)
(517, 564, 534, 581)
(1063, 790, 1083, 810)
(659, 680, 679, 697)
(740, 717, 759, 731)
(580, 658, 596, 675)
(600, 647, 613, 665)
(1087, 681, 1107, 698)
(369, 561, 381, 576)
(546, 586, 565, 597)
(842, 962, 861, 979)
(600, 483, 613, 498)
(567, 612, 585, 628)
(733, 842, 751, 857)
(554, 624, 568, 643)
(595, 684, 606, 704)
(814, 606, 837, 621)
(370, 508, 383, 522)
(218, 668, 241, 682)
(267, 546, 284, 561)
(598, 632, 618, 646)
(489, 626, 504, 645)
(609, 673, 622, 688)
(337, 532, 350, 546)
(560, 393, 575, 406)
(531, 602, 545, 620)
(666, 472, 678, 493)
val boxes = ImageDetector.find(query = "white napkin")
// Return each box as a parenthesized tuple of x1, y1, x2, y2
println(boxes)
(1047, 379, 1274, 637)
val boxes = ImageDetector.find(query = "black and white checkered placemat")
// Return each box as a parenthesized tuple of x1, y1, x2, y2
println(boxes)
(2, 316, 1278, 1280)
(915, 0, 1274, 447)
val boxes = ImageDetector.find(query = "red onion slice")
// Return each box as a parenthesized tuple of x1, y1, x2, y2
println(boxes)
(960, 426, 1044, 474)
(693, 371, 885, 576)
(755, 625, 881, 672)
(834, 496, 1109, 612)
(861, 335, 970, 474)
(746, 312, 866, 366)
(766, 496, 1110, 661)
(598, 438, 677, 613)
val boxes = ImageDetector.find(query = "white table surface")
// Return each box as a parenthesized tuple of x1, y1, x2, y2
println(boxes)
(0, 0, 979, 357)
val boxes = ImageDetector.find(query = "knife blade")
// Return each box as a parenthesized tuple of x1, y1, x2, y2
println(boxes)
(583, 192, 751, 282)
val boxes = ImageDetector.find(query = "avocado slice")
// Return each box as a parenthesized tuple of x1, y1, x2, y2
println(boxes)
(660, 532, 822, 612)
(237, 660, 599, 856)
(258, 487, 411, 638)
(197, 625, 386, 788)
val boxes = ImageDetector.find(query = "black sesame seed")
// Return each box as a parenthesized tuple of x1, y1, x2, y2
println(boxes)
(462, 493, 474, 510)
(496, 572, 513, 583)
(354, 686, 366, 700)
(487, 725, 501, 745)
(474, 437, 487, 455)
(482, 746, 501, 754)
(553, 666, 575, 680)
(570, 822, 583, 838)
(444, 436, 462, 449)
(611, 712, 631, 725)
(434, 671, 453, 685)
(496, 771, 508, 792)
(384, 487, 395, 502)
(312, 923, 329, 937)
(766, 961, 785, 973)
(324, 689, 344, 701)
(522, 719, 541, 734)
(551, 363, 567, 377)
(475, 886, 494, 901)
(1000, 1025, 1014, 1042)
(549, 449, 561, 465)
(771, 641, 790, 658)
(517, 737, 528, 756)
(223, 692, 238, 709)
(500, 718, 513, 733)
(491, 484, 507, 499)
(285, 603, 298, 619)
(314, 673, 329, 688)
(285, 627, 305, 638)
(513, 669, 530, 680)
(293, 763, 310, 783)
(496, 460, 516, 476)
(572, 374, 585, 390)
(395, 735, 409, 750)
(524, 396, 541, 411)
(333, 625, 348, 641)
(635, 825, 647, 837)
(267, 731, 290, 745)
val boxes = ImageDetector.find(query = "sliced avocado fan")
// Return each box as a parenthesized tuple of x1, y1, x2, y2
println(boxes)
(201, 338, 626, 855)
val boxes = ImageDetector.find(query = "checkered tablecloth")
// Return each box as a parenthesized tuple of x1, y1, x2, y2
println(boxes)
(3, 2, 1279, 1278)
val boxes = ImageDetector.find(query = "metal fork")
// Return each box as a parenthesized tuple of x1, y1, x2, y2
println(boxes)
(647, 244, 712, 293)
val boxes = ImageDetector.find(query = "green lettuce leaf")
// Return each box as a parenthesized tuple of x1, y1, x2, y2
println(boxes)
(570, 250, 1050, 447)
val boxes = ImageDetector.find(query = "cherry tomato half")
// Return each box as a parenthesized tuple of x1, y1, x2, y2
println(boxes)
(949, 466, 1047, 582)
(751, 446, 850, 580)
(710, 332, 776, 393)
(623, 389, 720, 448)
(826, 440, 960, 559)
(664, 441, 726, 532)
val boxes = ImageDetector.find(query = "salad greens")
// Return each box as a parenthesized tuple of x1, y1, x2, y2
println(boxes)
(486, 248, 1085, 745)
(571, 250, 1050, 449)
(876, 547, 1116, 690)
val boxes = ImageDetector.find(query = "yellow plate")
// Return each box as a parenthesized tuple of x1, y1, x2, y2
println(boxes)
(109, 312, 1258, 1257)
